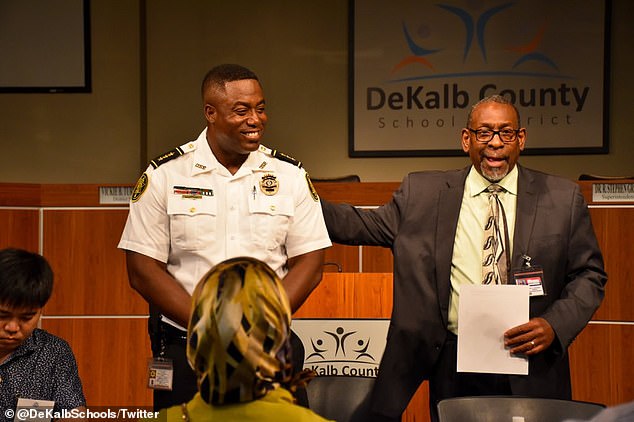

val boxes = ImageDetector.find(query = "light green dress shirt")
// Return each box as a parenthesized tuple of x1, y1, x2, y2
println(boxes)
(447, 165, 518, 334)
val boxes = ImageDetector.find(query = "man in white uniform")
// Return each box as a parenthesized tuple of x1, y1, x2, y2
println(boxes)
(118, 64, 331, 410)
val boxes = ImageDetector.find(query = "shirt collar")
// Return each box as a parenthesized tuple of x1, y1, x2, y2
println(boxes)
(467, 165, 519, 197)
(190, 129, 217, 176)
(0, 329, 41, 366)
(242, 148, 273, 173)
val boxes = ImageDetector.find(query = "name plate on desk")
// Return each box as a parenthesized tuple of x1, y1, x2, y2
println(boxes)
(99, 186, 133, 204)
(592, 183, 634, 202)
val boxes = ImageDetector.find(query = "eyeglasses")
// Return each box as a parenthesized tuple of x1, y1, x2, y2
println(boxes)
(468, 128, 521, 144)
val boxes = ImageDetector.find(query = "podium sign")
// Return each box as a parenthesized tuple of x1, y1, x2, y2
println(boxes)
(292, 318, 389, 378)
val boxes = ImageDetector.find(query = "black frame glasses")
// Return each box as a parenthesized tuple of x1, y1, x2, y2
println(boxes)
(468, 128, 521, 144)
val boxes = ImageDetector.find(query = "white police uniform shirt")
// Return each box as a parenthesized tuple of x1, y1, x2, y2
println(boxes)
(118, 129, 331, 328)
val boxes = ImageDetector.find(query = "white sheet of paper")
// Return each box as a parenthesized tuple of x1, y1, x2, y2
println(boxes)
(457, 284, 530, 375)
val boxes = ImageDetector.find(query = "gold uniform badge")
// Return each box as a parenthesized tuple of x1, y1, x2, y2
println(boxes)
(260, 174, 279, 196)
(306, 173, 319, 201)
(131, 173, 149, 202)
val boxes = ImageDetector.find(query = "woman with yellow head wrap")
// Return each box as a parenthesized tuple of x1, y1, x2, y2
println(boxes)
(151, 257, 331, 421)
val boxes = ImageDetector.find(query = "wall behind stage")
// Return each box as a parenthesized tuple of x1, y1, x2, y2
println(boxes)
(0, 0, 632, 184)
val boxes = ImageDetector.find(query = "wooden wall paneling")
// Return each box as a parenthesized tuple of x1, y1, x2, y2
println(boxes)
(0, 209, 39, 252)
(589, 208, 634, 321)
(569, 323, 634, 406)
(323, 244, 360, 272)
(42, 209, 147, 315)
(41, 318, 153, 407)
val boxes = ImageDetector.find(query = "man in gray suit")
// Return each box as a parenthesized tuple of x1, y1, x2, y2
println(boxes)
(321, 95, 607, 422)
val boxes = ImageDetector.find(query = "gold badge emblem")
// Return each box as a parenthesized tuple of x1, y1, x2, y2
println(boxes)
(260, 174, 279, 196)
(131, 173, 149, 202)
(306, 173, 319, 201)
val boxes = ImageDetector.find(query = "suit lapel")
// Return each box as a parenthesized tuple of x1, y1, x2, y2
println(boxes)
(435, 167, 469, 324)
(513, 166, 538, 268)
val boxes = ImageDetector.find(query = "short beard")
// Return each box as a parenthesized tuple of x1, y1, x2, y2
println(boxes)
(480, 163, 508, 182)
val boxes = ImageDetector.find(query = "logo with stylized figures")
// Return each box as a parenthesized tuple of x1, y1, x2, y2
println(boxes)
(295, 320, 388, 377)
(306, 326, 375, 362)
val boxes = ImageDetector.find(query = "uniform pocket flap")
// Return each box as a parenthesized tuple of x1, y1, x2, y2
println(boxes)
(249, 195, 294, 216)
(167, 195, 217, 216)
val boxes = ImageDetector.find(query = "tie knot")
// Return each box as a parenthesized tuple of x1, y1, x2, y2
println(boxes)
(486, 184, 503, 194)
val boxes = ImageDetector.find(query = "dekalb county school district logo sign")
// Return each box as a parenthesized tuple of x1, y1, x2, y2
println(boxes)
(292, 319, 389, 377)
(352, 0, 607, 154)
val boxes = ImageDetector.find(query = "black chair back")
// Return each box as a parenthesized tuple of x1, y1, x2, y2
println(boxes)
(306, 376, 375, 422)
(438, 396, 605, 422)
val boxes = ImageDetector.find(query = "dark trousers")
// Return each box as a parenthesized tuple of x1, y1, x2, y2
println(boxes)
(151, 322, 197, 411)
(429, 332, 512, 422)
(150, 321, 308, 410)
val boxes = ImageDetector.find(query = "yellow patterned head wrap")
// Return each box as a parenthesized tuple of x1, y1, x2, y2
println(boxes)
(186, 257, 294, 405)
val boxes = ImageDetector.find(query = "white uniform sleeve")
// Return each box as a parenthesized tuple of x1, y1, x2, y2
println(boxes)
(117, 167, 171, 263)
(285, 168, 331, 258)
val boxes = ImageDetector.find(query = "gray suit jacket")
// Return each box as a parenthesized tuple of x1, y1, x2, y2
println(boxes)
(321, 165, 607, 419)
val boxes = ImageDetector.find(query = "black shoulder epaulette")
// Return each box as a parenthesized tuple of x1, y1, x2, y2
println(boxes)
(258, 145, 303, 168)
(149, 142, 196, 169)
(149, 146, 185, 169)
(272, 150, 303, 168)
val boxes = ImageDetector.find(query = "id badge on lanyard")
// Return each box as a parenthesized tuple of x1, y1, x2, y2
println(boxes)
(512, 254, 546, 297)
(147, 327, 174, 390)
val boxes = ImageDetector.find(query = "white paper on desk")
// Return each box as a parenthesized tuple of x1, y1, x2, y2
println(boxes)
(457, 284, 530, 375)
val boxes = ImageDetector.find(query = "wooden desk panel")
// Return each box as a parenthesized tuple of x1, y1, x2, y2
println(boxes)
(294, 273, 393, 319)
(570, 323, 634, 406)
(403, 382, 431, 422)
(0, 184, 42, 206)
(589, 208, 634, 321)
(42, 209, 147, 315)
(0, 183, 134, 207)
(323, 244, 360, 272)
(41, 318, 153, 407)
(316, 182, 400, 206)
(0, 209, 39, 252)
(362, 246, 394, 272)
(317, 182, 398, 274)
(322, 243, 394, 273)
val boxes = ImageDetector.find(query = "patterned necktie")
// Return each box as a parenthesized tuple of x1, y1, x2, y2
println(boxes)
(482, 184, 508, 284)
